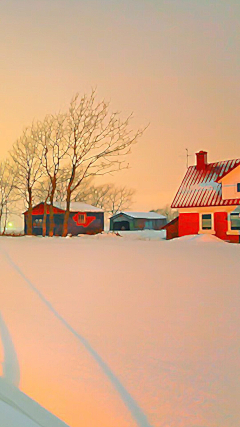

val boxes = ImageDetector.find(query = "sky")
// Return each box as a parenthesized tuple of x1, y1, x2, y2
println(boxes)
(1, 0, 240, 211)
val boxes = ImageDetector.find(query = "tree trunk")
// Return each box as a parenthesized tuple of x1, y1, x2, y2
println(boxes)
(3, 215, 7, 235)
(26, 205, 33, 235)
(49, 203, 54, 237)
(49, 178, 56, 237)
(42, 202, 47, 237)
(62, 192, 71, 237)
(3, 204, 8, 235)
(26, 185, 33, 235)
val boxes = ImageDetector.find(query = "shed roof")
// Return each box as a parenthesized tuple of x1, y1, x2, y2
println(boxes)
(172, 157, 240, 208)
(161, 216, 179, 229)
(111, 211, 166, 220)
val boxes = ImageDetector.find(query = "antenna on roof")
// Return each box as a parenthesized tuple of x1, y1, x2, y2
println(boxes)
(178, 149, 193, 168)
(185, 148, 193, 169)
(186, 148, 189, 168)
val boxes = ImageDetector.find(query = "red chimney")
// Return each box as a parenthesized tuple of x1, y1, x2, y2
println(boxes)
(196, 151, 208, 170)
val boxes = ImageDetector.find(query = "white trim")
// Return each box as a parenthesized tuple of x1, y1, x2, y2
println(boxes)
(198, 212, 215, 234)
(178, 206, 239, 214)
(226, 231, 239, 235)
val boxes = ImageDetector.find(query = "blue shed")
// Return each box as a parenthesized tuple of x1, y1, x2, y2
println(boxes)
(109, 211, 167, 231)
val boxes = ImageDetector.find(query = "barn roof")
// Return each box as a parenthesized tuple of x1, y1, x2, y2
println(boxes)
(172, 157, 240, 208)
(110, 211, 166, 220)
(55, 201, 103, 212)
(24, 201, 103, 214)
(23, 202, 65, 215)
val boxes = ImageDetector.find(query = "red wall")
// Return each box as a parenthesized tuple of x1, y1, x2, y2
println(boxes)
(214, 212, 227, 240)
(178, 211, 239, 243)
(214, 212, 239, 243)
(179, 213, 199, 237)
(165, 217, 179, 240)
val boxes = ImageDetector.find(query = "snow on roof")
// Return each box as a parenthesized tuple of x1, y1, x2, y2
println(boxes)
(114, 211, 166, 219)
(172, 158, 240, 208)
(54, 202, 103, 212)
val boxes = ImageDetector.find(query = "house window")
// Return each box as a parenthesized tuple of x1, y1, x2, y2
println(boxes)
(230, 213, 240, 230)
(78, 214, 85, 224)
(33, 218, 43, 228)
(201, 214, 212, 230)
(237, 183, 240, 192)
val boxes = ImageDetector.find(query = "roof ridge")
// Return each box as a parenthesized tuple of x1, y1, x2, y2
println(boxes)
(188, 157, 240, 169)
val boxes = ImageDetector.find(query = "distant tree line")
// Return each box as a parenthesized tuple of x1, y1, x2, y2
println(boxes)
(0, 90, 144, 236)
(151, 206, 178, 222)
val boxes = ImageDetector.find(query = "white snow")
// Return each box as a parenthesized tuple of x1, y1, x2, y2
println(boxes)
(0, 235, 240, 427)
(106, 230, 167, 240)
(54, 201, 103, 212)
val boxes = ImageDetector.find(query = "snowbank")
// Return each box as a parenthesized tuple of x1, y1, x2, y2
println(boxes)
(168, 233, 224, 244)
(80, 229, 166, 240)
(115, 229, 166, 240)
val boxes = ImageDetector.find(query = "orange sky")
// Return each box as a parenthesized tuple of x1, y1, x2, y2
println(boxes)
(1, 0, 240, 210)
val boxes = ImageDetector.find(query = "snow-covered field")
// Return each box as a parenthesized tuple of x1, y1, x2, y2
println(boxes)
(0, 233, 240, 427)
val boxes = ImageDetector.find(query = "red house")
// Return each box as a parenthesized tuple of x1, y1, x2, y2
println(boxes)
(167, 150, 240, 243)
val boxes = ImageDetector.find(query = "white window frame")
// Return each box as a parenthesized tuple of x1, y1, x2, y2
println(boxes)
(198, 213, 215, 234)
(78, 213, 86, 224)
(227, 212, 240, 235)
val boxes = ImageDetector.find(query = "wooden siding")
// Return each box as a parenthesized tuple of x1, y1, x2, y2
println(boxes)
(24, 203, 104, 236)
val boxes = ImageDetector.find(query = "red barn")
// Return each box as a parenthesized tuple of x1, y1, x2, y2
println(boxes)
(23, 202, 104, 236)
(168, 150, 240, 243)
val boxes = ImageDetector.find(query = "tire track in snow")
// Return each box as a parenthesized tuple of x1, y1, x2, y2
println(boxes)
(0, 313, 70, 426)
(0, 312, 20, 386)
(2, 247, 153, 427)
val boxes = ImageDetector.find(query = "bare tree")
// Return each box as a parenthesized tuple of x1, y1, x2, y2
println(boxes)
(36, 114, 68, 236)
(0, 160, 18, 234)
(151, 205, 178, 222)
(35, 178, 52, 237)
(55, 167, 94, 204)
(53, 169, 69, 203)
(83, 183, 135, 213)
(76, 183, 111, 209)
(11, 125, 43, 235)
(106, 185, 135, 215)
(62, 90, 144, 236)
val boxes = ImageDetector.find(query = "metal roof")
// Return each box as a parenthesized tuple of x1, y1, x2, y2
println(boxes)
(111, 211, 166, 220)
(172, 158, 240, 208)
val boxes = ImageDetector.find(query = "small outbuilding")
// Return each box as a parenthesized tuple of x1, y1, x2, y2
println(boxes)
(109, 211, 167, 231)
(162, 216, 179, 240)
(24, 202, 104, 236)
